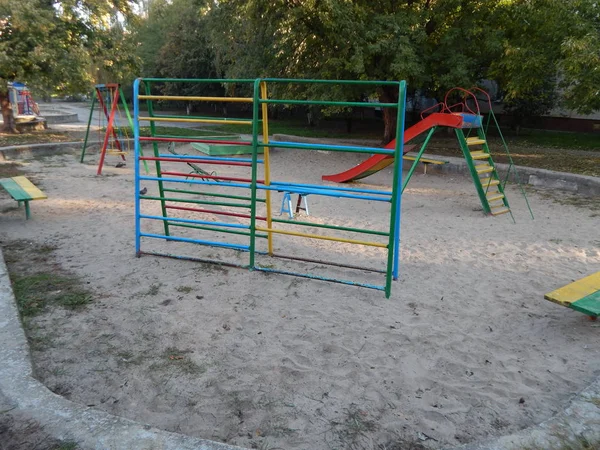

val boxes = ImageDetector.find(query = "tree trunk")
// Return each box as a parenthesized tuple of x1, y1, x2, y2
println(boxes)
(0, 91, 19, 134)
(379, 85, 399, 145)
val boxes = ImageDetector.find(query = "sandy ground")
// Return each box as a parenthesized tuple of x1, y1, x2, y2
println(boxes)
(1, 145, 599, 450)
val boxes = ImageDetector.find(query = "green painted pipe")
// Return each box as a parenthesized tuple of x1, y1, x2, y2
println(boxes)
(140, 195, 251, 209)
(271, 218, 388, 236)
(162, 188, 265, 202)
(168, 221, 267, 238)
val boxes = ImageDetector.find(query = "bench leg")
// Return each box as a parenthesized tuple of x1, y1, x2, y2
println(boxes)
(24, 201, 31, 220)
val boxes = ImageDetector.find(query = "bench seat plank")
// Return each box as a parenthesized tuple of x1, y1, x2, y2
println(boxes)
(0, 178, 31, 201)
(12, 176, 47, 200)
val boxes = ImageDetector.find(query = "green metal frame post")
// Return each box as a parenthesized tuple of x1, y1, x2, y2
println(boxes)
(143, 81, 170, 237)
(385, 80, 407, 298)
(80, 94, 97, 163)
(401, 127, 437, 193)
(248, 79, 262, 269)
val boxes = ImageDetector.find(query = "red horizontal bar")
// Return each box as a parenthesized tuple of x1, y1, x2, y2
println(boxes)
(161, 171, 264, 183)
(140, 156, 251, 167)
(166, 205, 266, 221)
(140, 136, 251, 146)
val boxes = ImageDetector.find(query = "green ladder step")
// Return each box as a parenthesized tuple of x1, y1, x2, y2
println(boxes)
(480, 178, 500, 189)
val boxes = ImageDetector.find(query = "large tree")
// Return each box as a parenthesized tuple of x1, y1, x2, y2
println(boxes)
(0, 0, 138, 133)
(208, 0, 503, 143)
(134, 0, 219, 97)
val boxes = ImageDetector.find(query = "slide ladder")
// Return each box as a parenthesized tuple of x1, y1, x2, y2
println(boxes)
(456, 127, 512, 218)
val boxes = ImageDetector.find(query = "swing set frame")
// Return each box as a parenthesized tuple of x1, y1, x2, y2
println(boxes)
(80, 83, 146, 175)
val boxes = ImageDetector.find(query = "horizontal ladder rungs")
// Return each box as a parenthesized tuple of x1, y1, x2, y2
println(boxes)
(486, 192, 505, 202)
(476, 165, 494, 174)
(491, 206, 511, 216)
(480, 178, 500, 189)
(107, 150, 127, 155)
(470, 151, 490, 160)
(466, 137, 486, 146)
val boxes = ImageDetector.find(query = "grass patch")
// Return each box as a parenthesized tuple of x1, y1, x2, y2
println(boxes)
(142, 282, 162, 296)
(427, 134, 600, 177)
(3, 241, 92, 318)
(150, 346, 206, 375)
(520, 435, 600, 450)
(137, 126, 232, 138)
(176, 285, 193, 293)
(53, 442, 79, 450)
(534, 190, 600, 211)
(0, 130, 72, 147)
(511, 129, 600, 151)
(328, 404, 380, 449)
(202, 118, 381, 140)
(12, 273, 92, 317)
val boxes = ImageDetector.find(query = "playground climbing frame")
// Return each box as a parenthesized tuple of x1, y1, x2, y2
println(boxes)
(133, 77, 407, 297)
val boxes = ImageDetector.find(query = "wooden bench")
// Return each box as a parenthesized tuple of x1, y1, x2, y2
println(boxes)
(403, 155, 448, 174)
(0, 176, 47, 219)
(545, 271, 600, 318)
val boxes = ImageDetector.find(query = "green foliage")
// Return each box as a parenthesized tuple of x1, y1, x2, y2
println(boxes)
(0, 0, 140, 97)
(491, 0, 600, 115)
(133, 0, 221, 97)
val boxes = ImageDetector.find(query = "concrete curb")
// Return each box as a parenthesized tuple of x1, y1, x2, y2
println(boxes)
(272, 134, 600, 197)
(43, 113, 80, 124)
(0, 140, 138, 161)
(443, 379, 600, 450)
(0, 252, 246, 450)
(0, 140, 91, 161)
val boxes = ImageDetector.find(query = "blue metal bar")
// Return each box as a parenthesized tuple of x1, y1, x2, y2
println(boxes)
(270, 181, 392, 196)
(254, 267, 385, 291)
(134, 78, 142, 255)
(248, 79, 261, 269)
(140, 251, 249, 269)
(388, 85, 406, 280)
(139, 232, 250, 251)
(260, 141, 395, 155)
(258, 185, 391, 202)
(393, 86, 407, 281)
(157, 153, 264, 164)
(139, 214, 250, 229)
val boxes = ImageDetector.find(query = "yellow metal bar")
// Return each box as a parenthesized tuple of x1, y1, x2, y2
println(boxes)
(138, 95, 254, 103)
(138, 117, 252, 125)
(12, 176, 47, 200)
(545, 271, 600, 307)
(403, 155, 447, 165)
(255, 227, 388, 248)
(260, 81, 274, 255)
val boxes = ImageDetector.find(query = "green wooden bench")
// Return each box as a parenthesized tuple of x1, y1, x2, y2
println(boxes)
(0, 176, 47, 219)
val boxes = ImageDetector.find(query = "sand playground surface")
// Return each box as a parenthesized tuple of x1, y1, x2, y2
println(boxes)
(0, 145, 599, 450)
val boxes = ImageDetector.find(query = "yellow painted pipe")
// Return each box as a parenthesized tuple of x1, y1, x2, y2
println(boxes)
(260, 82, 273, 255)
(138, 117, 252, 125)
(138, 95, 254, 103)
(255, 227, 388, 248)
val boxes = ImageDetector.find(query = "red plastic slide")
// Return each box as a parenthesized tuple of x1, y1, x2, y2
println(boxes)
(322, 113, 463, 183)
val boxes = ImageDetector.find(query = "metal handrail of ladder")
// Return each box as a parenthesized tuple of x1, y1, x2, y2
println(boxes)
(470, 87, 534, 220)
